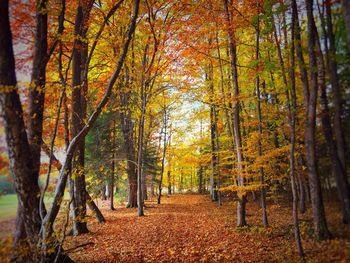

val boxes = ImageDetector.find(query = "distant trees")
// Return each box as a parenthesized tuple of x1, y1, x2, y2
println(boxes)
(172, 0, 350, 251)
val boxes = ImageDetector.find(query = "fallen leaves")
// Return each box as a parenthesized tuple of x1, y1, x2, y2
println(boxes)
(1, 194, 349, 262)
(62, 194, 350, 263)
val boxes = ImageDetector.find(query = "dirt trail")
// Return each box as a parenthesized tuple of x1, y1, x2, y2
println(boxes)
(65, 194, 350, 262)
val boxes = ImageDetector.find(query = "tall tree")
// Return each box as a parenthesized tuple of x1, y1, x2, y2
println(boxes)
(16, 0, 55, 249)
(321, 0, 350, 224)
(0, 2, 72, 261)
(40, 0, 140, 258)
(303, 0, 330, 240)
(70, 0, 94, 235)
(290, 2, 305, 256)
(119, 68, 138, 208)
(254, 9, 268, 227)
(208, 57, 218, 202)
(158, 107, 169, 205)
(0, 2, 42, 259)
(223, 0, 246, 227)
(341, 0, 350, 50)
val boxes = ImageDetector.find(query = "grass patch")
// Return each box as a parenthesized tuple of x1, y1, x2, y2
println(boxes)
(0, 193, 61, 221)
(0, 194, 17, 220)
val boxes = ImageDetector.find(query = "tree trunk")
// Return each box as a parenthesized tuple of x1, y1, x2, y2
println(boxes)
(292, 0, 325, 238)
(42, 140, 106, 224)
(28, 0, 48, 182)
(198, 119, 204, 194)
(315, 9, 350, 223)
(198, 167, 203, 194)
(168, 170, 172, 195)
(303, 0, 331, 240)
(110, 119, 116, 210)
(0, 2, 41, 260)
(223, 0, 246, 227)
(17, 0, 49, 248)
(110, 160, 115, 210)
(296, 167, 306, 214)
(70, 0, 94, 235)
(137, 93, 146, 216)
(143, 169, 148, 201)
(0, 3, 72, 262)
(167, 135, 172, 196)
(120, 90, 138, 208)
(255, 13, 268, 227)
(290, 6, 305, 256)
(101, 184, 107, 200)
(341, 0, 350, 50)
(86, 193, 106, 223)
(179, 171, 183, 193)
(158, 108, 168, 205)
(325, 0, 347, 173)
(320, 0, 350, 223)
(207, 55, 218, 202)
(209, 87, 218, 202)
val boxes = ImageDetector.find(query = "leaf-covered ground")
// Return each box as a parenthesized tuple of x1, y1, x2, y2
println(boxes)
(64, 194, 350, 262)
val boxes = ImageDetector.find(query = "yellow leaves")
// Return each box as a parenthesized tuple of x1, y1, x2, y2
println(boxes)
(220, 183, 264, 193)
(72, 167, 85, 180)
(0, 85, 17, 93)
(255, 145, 290, 166)
(0, 81, 47, 93)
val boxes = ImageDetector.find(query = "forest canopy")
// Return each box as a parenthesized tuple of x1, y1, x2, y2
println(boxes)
(0, 0, 350, 262)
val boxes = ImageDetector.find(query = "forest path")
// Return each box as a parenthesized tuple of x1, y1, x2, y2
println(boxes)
(65, 194, 349, 262)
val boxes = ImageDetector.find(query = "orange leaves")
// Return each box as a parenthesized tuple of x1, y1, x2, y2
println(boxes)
(0, 153, 8, 174)
(62, 194, 350, 262)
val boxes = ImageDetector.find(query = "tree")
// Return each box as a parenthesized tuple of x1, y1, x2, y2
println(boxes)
(223, 0, 247, 227)
(40, 0, 140, 259)
(303, 0, 330, 240)
(321, 0, 350, 224)
(70, 0, 94, 235)
(341, 0, 350, 50)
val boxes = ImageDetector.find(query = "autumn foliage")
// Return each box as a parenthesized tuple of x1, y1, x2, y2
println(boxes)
(1, 0, 350, 262)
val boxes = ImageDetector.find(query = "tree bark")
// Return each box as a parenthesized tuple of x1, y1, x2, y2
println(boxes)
(120, 80, 138, 208)
(296, 166, 306, 214)
(86, 193, 106, 223)
(110, 119, 116, 210)
(158, 108, 168, 205)
(0, 3, 71, 262)
(208, 63, 218, 202)
(137, 92, 146, 215)
(303, 0, 331, 240)
(70, 0, 94, 235)
(315, 7, 350, 223)
(255, 12, 268, 227)
(42, 140, 106, 224)
(341, 0, 350, 50)
(167, 170, 172, 195)
(110, 160, 115, 210)
(0, 2, 41, 260)
(28, 0, 48, 179)
(15, 0, 50, 248)
(223, 0, 246, 227)
(290, 5, 305, 257)
(325, 0, 347, 173)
